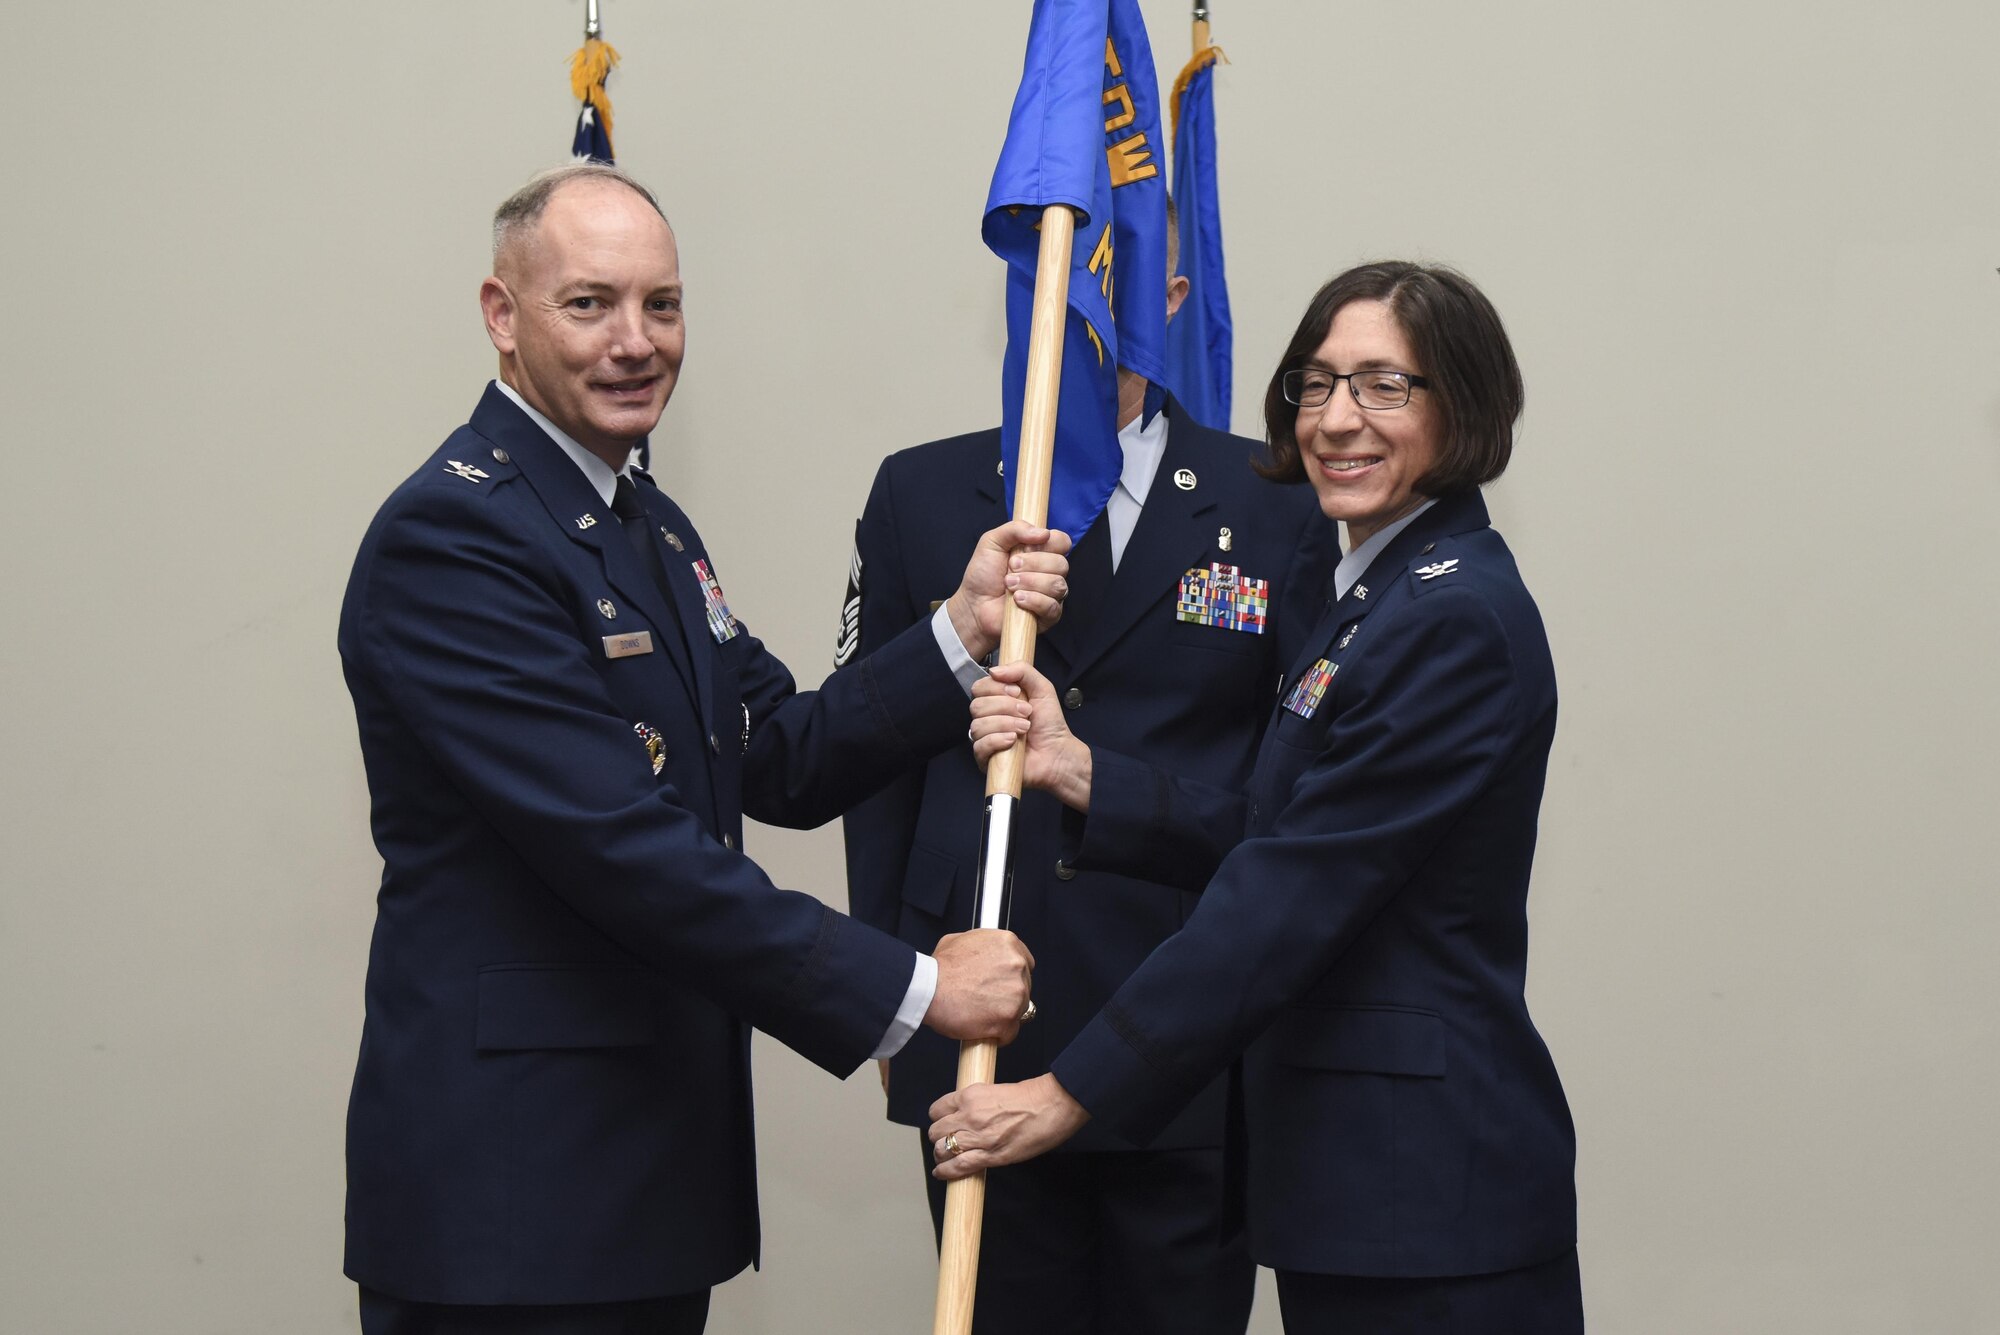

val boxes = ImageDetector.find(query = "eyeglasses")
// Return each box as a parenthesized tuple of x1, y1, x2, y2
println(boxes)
(1282, 367, 1429, 411)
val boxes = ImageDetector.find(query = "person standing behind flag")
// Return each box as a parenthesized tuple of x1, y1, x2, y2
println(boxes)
(838, 209, 1338, 1334)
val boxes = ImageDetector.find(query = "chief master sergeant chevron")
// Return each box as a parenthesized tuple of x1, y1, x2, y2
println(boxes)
(337, 162, 1068, 1335)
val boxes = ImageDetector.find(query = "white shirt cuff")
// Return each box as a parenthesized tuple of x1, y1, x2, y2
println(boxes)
(929, 603, 988, 696)
(872, 951, 938, 1059)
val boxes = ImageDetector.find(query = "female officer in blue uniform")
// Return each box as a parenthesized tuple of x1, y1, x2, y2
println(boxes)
(929, 262, 1581, 1332)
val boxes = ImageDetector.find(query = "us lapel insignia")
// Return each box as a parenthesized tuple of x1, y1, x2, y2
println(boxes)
(1415, 558, 1461, 581)
(661, 527, 685, 552)
(633, 721, 666, 776)
(691, 559, 740, 642)
(1282, 659, 1337, 719)
(1354, 584, 1369, 601)
(443, 460, 489, 483)
(1176, 564, 1269, 634)
(575, 513, 598, 531)
(597, 598, 618, 620)
(1218, 526, 1233, 553)
(1173, 468, 1197, 491)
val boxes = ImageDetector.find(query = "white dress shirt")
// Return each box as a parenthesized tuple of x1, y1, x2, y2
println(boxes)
(1105, 404, 1170, 571)
(1333, 498, 1439, 600)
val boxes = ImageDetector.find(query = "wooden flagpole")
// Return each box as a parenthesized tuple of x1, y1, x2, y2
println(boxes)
(931, 201, 1077, 1335)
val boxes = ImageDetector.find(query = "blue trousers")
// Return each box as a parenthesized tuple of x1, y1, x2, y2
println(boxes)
(1274, 1248, 1582, 1334)
(358, 1287, 710, 1335)
(921, 1134, 1255, 1335)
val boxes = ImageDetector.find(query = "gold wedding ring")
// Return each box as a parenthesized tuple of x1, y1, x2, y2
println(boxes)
(938, 1133, 961, 1159)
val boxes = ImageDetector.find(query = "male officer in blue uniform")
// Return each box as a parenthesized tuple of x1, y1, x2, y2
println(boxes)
(338, 162, 1067, 1334)
(837, 226, 1340, 1333)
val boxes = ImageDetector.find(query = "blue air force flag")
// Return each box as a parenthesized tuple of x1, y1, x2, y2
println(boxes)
(985, 0, 1175, 541)
(1164, 45, 1232, 431)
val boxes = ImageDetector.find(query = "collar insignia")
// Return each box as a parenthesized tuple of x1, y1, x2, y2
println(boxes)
(1415, 559, 1460, 581)
(575, 513, 598, 531)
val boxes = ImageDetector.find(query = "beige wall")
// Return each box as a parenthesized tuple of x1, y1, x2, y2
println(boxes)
(2, 1, 1996, 1330)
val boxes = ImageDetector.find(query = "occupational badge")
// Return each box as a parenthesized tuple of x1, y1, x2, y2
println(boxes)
(1282, 659, 1337, 719)
(691, 559, 740, 642)
(633, 721, 666, 776)
(833, 525, 863, 667)
(1176, 563, 1269, 634)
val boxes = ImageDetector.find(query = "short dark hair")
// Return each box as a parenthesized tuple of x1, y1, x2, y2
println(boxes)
(1258, 261, 1522, 495)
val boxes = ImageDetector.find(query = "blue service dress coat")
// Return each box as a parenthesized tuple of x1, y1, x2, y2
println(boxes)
(841, 403, 1338, 1150)
(1049, 488, 1578, 1277)
(338, 385, 967, 1305)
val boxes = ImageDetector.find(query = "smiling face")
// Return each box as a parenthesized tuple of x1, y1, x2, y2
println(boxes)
(1296, 299, 1441, 548)
(479, 179, 684, 466)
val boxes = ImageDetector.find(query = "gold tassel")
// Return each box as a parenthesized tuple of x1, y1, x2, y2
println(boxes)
(1168, 43, 1228, 145)
(569, 37, 622, 153)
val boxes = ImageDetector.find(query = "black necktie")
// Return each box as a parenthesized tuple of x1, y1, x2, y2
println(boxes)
(612, 474, 679, 609)
(1063, 512, 1116, 623)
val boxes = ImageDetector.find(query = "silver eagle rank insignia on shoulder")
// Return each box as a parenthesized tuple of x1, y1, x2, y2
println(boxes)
(444, 460, 490, 483)
(1414, 558, 1460, 581)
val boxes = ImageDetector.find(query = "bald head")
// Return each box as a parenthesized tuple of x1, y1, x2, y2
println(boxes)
(492, 161, 670, 279)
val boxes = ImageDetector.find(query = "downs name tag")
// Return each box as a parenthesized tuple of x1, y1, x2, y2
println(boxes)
(602, 631, 656, 659)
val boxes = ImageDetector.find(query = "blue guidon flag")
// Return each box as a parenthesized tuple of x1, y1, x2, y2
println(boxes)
(985, 0, 1176, 542)
(1163, 39, 1232, 430)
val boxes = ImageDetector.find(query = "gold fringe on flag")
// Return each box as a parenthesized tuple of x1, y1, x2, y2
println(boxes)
(570, 37, 622, 155)
(1168, 42, 1227, 144)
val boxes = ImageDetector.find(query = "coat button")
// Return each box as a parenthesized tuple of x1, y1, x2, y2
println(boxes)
(709, 733, 720, 754)
(1062, 687, 1084, 710)
(723, 833, 735, 850)
(1054, 859, 1077, 881)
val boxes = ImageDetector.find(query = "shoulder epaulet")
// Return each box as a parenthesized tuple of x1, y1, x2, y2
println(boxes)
(1404, 538, 1465, 595)
(426, 441, 520, 497)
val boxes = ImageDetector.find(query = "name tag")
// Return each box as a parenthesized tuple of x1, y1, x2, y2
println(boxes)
(602, 631, 655, 659)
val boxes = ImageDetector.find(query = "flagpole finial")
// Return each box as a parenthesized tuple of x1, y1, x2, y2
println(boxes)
(585, 0, 601, 39)
(1192, 4, 1210, 20)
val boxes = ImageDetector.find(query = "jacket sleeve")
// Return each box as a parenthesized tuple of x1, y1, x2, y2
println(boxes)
(1052, 586, 1531, 1142)
(1068, 747, 1247, 891)
(835, 460, 930, 933)
(350, 483, 916, 1076)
